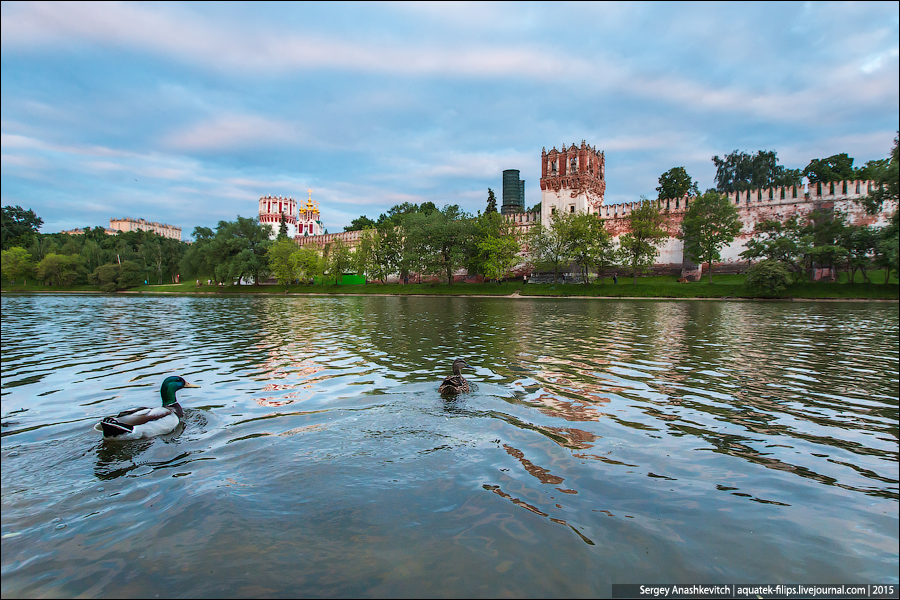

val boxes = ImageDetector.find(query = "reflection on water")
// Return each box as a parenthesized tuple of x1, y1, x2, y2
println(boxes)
(2, 295, 898, 597)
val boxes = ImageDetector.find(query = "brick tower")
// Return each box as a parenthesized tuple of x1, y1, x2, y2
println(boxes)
(540, 141, 606, 222)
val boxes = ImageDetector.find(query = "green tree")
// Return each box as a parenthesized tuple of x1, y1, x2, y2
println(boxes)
(296, 246, 324, 283)
(568, 212, 614, 284)
(344, 215, 376, 232)
(278, 213, 289, 240)
(268, 237, 301, 285)
(88, 263, 121, 293)
(712, 150, 800, 193)
(681, 191, 743, 283)
(486, 188, 498, 214)
(526, 211, 575, 283)
(355, 229, 376, 280)
(803, 153, 857, 183)
(428, 205, 473, 285)
(744, 259, 791, 297)
(740, 216, 811, 276)
(180, 226, 216, 278)
(1, 246, 34, 284)
(327, 238, 354, 283)
(1, 206, 43, 250)
(35, 253, 81, 286)
(839, 225, 878, 283)
(141, 237, 164, 284)
(859, 133, 899, 216)
(618, 197, 669, 284)
(856, 158, 889, 181)
(207, 217, 272, 285)
(804, 209, 849, 281)
(371, 220, 402, 283)
(657, 167, 699, 205)
(476, 215, 521, 283)
(874, 211, 899, 285)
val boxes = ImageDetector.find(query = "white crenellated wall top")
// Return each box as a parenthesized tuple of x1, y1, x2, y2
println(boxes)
(599, 179, 886, 219)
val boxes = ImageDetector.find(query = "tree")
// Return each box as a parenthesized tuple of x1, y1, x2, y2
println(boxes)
(859, 132, 898, 216)
(326, 238, 354, 283)
(568, 212, 614, 284)
(856, 158, 889, 181)
(526, 211, 576, 283)
(485, 189, 498, 214)
(1, 247, 33, 284)
(141, 237, 164, 284)
(740, 216, 811, 276)
(88, 263, 121, 293)
(681, 191, 743, 283)
(472, 212, 521, 283)
(180, 226, 216, 278)
(840, 225, 878, 283)
(278, 213, 289, 240)
(803, 153, 856, 183)
(35, 253, 81, 286)
(371, 220, 402, 283)
(295, 246, 323, 283)
(657, 167, 699, 204)
(207, 217, 271, 285)
(712, 150, 800, 193)
(355, 229, 376, 280)
(618, 197, 669, 284)
(804, 209, 849, 280)
(268, 237, 300, 285)
(874, 211, 899, 285)
(2, 206, 43, 250)
(88, 260, 144, 292)
(427, 205, 473, 285)
(344, 215, 376, 232)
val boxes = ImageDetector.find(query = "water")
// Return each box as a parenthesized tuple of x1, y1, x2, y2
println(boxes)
(1, 294, 897, 597)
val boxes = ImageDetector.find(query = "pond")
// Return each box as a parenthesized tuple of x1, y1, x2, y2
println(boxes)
(1, 294, 898, 597)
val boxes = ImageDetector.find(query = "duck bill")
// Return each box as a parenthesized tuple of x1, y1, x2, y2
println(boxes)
(183, 382, 201, 388)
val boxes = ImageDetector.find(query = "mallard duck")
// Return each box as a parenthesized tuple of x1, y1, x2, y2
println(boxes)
(94, 376, 200, 440)
(439, 359, 472, 395)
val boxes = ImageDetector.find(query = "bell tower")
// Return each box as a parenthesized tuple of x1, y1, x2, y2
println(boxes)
(540, 141, 606, 222)
(298, 189, 325, 237)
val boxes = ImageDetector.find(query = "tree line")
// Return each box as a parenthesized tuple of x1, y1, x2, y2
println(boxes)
(1, 213, 187, 292)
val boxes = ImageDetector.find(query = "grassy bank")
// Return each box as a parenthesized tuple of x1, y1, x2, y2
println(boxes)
(4, 271, 898, 300)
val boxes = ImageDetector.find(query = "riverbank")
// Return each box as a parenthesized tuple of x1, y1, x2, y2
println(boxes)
(3, 273, 898, 300)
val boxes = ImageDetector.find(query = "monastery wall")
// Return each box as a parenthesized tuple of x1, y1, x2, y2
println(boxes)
(281, 178, 893, 280)
(294, 229, 363, 250)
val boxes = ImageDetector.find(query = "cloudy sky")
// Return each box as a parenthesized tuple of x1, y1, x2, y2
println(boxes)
(2, 1, 898, 238)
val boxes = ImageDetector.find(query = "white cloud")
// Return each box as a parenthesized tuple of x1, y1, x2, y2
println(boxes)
(164, 114, 305, 151)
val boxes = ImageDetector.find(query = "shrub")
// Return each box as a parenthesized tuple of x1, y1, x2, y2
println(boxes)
(745, 260, 791, 297)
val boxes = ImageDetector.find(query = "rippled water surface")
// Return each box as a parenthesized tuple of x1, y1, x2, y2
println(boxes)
(2, 294, 898, 597)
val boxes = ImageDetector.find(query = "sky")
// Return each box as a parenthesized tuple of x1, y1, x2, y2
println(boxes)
(2, 1, 898, 239)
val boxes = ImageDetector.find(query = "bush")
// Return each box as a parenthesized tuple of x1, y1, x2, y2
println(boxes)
(745, 260, 791, 297)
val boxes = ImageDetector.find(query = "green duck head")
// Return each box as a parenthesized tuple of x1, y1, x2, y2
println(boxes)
(160, 376, 200, 406)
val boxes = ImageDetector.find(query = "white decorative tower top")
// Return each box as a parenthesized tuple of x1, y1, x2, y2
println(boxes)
(258, 195, 298, 240)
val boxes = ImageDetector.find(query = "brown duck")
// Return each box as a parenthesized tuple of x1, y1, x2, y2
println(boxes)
(439, 358, 472, 395)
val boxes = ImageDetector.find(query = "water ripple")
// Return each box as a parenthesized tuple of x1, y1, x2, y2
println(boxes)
(1, 295, 897, 596)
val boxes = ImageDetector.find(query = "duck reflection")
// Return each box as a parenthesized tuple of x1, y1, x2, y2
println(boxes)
(94, 437, 155, 480)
